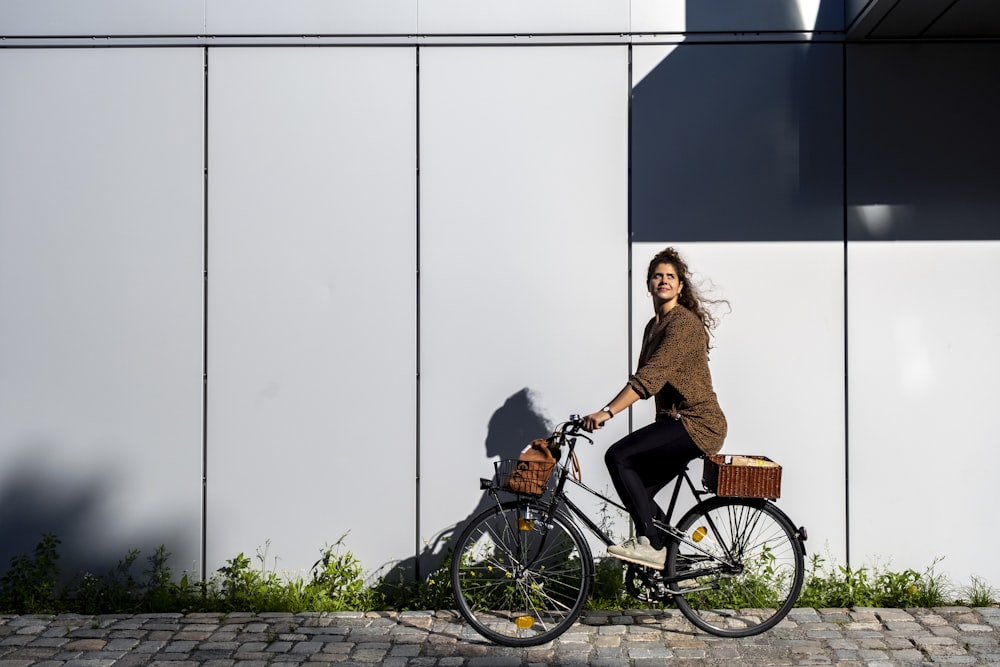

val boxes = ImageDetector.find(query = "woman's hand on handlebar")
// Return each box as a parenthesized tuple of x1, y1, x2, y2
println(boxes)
(581, 411, 611, 432)
(580, 387, 638, 432)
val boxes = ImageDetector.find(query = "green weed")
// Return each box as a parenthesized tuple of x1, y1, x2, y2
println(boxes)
(797, 553, 950, 608)
(590, 557, 628, 607)
(959, 575, 997, 607)
(211, 537, 376, 613)
(1, 532, 993, 615)
(375, 558, 455, 611)
(0, 533, 61, 613)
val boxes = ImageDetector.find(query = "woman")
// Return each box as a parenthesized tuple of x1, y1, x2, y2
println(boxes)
(582, 247, 726, 570)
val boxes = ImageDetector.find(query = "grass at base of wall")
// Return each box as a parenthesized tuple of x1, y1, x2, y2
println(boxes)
(1, 533, 996, 615)
(584, 553, 979, 611)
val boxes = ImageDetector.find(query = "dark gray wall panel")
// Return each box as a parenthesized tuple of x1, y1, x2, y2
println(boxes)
(632, 43, 844, 243)
(847, 43, 1000, 241)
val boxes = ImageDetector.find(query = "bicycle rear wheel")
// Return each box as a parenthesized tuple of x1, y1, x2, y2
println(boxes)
(666, 496, 804, 637)
(451, 500, 593, 647)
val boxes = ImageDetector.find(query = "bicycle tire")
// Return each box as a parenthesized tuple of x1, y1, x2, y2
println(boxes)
(666, 496, 804, 637)
(450, 500, 594, 647)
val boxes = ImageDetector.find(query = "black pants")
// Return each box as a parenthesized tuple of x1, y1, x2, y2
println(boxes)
(604, 418, 702, 550)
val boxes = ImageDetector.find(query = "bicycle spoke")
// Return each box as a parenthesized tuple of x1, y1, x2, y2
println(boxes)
(667, 497, 804, 637)
(452, 417, 806, 644)
(451, 502, 593, 647)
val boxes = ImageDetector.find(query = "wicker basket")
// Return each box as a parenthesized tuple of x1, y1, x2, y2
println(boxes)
(702, 455, 782, 499)
(495, 459, 554, 497)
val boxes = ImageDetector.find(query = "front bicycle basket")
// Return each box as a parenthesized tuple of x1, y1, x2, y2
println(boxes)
(495, 459, 555, 497)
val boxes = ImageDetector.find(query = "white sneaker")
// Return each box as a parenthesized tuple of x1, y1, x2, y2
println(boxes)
(607, 536, 665, 570)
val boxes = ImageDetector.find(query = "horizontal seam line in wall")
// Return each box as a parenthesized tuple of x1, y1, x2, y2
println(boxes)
(8, 35, 997, 46)
(0, 31, 851, 46)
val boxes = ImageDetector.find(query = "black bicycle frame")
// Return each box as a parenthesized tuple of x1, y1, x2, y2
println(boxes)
(533, 452, 738, 584)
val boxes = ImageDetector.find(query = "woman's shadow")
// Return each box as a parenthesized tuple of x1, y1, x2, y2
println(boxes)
(374, 387, 551, 587)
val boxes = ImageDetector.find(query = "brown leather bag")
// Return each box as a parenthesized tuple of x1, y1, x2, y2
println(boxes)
(505, 438, 556, 495)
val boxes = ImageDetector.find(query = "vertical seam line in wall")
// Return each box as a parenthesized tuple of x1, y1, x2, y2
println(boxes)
(626, 43, 634, 435)
(201, 45, 210, 581)
(414, 44, 423, 580)
(842, 41, 850, 567)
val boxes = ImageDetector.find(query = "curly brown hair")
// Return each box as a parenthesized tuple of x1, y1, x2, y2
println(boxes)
(646, 247, 728, 344)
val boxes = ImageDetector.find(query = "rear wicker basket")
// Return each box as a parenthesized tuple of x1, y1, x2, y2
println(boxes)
(702, 455, 782, 499)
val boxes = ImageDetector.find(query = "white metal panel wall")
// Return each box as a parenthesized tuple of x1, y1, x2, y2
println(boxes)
(0, 48, 205, 575)
(847, 44, 1000, 586)
(631, 0, 841, 33)
(417, 0, 628, 34)
(0, 0, 845, 37)
(0, 0, 204, 35)
(848, 242, 1000, 584)
(4, 5, 997, 593)
(630, 41, 846, 561)
(631, 243, 847, 561)
(206, 0, 417, 35)
(206, 48, 417, 576)
(0, 0, 417, 37)
(417, 46, 631, 577)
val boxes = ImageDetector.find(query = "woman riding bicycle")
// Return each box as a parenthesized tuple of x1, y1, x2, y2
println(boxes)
(582, 246, 727, 570)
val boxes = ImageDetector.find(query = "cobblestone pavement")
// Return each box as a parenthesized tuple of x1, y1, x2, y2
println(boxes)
(2, 606, 999, 666)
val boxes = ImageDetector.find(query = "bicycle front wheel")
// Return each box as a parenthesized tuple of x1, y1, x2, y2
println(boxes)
(451, 500, 593, 647)
(666, 496, 804, 637)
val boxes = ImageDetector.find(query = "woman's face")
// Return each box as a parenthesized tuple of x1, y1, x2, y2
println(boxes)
(648, 262, 683, 304)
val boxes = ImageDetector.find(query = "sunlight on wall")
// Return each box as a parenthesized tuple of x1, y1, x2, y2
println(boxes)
(631, 45, 679, 87)
(852, 204, 915, 238)
(795, 0, 824, 30)
(891, 313, 935, 396)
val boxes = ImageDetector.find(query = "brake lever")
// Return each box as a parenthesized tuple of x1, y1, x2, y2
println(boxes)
(561, 415, 594, 446)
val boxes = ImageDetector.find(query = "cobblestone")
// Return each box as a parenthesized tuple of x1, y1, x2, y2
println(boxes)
(1, 608, 999, 665)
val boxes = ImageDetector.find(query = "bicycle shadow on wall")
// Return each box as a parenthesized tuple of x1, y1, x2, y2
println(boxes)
(375, 387, 551, 587)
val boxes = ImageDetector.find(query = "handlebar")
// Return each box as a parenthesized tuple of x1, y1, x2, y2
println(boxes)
(551, 414, 592, 451)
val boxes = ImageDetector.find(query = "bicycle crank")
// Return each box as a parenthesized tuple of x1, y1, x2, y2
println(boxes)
(624, 564, 672, 603)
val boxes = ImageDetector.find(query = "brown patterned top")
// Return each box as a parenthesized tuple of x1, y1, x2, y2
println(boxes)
(627, 305, 727, 455)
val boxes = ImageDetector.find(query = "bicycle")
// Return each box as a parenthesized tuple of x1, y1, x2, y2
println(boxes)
(450, 415, 808, 647)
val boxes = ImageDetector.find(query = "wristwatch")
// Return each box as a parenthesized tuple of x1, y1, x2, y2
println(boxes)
(601, 406, 614, 419)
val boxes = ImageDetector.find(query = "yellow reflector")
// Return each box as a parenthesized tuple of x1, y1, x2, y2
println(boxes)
(692, 526, 707, 542)
(517, 519, 534, 531)
(515, 615, 534, 629)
